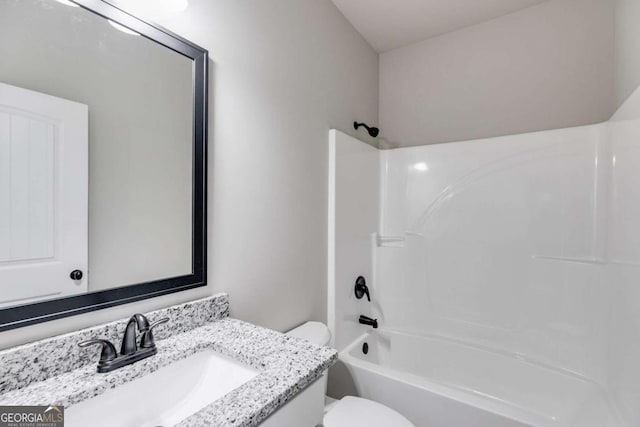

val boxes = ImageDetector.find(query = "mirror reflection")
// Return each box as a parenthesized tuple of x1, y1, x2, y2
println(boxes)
(0, 0, 194, 308)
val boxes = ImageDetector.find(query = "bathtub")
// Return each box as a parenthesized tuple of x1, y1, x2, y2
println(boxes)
(336, 329, 621, 427)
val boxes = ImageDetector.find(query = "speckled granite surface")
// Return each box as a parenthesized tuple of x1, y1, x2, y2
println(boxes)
(0, 294, 337, 426)
(0, 293, 229, 395)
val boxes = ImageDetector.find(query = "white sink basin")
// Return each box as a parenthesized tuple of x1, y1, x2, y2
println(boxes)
(66, 350, 259, 427)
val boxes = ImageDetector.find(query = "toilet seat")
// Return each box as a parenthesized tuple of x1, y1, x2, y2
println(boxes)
(323, 396, 414, 427)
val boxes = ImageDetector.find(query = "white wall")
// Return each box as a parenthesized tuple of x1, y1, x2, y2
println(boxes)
(615, 0, 640, 108)
(0, 0, 378, 348)
(379, 0, 615, 147)
(328, 130, 379, 351)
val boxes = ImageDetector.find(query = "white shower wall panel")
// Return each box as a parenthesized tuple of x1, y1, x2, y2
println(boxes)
(378, 125, 611, 383)
(328, 130, 379, 351)
(605, 91, 640, 426)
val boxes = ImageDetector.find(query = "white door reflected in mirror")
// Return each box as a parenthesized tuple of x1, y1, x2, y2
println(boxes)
(0, 82, 88, 307)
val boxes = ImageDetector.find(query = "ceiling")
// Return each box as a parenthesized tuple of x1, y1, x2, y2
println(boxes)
(331, 0, 549, 52)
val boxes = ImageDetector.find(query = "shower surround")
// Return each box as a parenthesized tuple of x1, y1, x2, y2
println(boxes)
(328, 88, 640, 426)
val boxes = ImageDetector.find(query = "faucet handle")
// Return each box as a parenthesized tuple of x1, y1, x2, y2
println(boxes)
(78, 339, 117, 365)
(140, 318, 169, 349)
(354, 276, 371, 302)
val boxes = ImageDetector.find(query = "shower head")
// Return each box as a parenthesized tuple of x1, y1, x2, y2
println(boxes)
(354, 121, 379, 138)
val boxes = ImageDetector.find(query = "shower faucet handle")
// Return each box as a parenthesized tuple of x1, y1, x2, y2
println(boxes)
(354, 276, 371, 301)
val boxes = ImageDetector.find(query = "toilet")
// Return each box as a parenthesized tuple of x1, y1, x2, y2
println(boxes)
(287, 322, 414, 427)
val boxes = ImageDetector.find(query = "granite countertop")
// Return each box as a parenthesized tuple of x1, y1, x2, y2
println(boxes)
(0, 295, 338, 426)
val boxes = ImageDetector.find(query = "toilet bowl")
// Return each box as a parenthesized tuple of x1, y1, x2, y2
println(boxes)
(286, 322, 414, 427)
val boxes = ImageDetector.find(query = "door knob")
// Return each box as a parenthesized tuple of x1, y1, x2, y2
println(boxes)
(70, 270, 83, 281)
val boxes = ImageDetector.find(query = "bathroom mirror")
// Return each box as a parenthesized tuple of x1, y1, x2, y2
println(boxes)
(0, 0, 207, 330)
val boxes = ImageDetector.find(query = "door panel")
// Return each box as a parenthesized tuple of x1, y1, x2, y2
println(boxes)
(0, 82, 88, 307)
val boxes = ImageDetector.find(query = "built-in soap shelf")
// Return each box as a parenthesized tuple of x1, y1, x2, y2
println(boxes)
(375, 232, 425, 247)
(376, 234, 405, 248)
(376, 235, 406, 247)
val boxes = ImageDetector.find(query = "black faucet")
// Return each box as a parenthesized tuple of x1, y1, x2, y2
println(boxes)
(121, 313, 156, 355)
(79, 313, 168, 373)
(359, 315, 378, 329)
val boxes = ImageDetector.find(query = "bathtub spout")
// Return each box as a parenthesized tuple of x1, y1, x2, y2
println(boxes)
(359, 315, 378, 329)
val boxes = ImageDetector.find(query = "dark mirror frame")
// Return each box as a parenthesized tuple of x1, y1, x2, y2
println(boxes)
(0, 0, 208, 332)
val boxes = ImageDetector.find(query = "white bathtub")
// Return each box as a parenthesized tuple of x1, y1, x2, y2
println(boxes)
(337, 329, 621, 427)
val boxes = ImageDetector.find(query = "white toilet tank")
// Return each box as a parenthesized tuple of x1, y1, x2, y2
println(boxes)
(286, 321, 332, 347)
